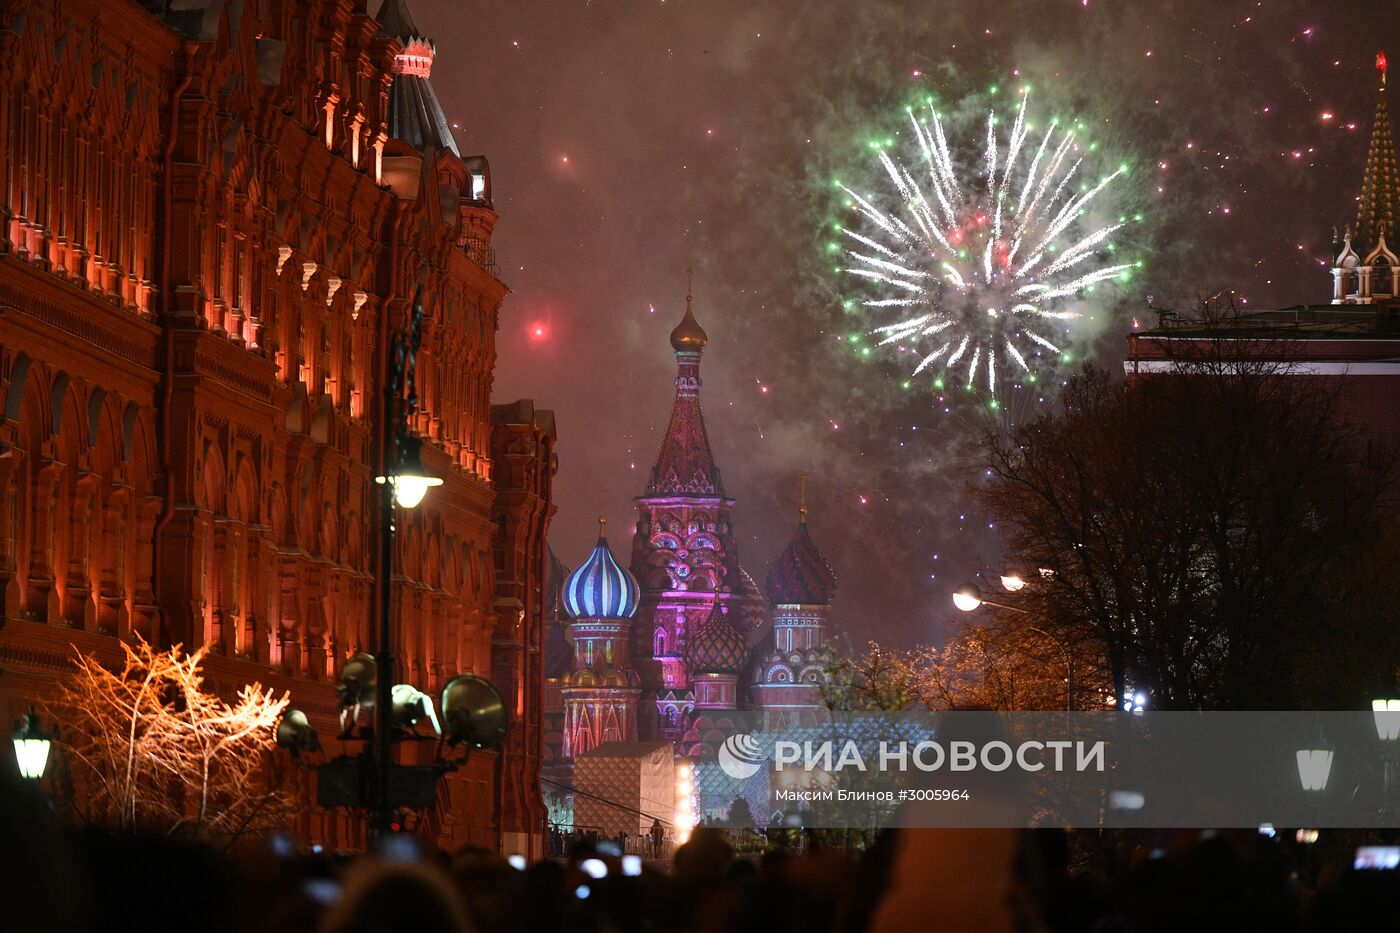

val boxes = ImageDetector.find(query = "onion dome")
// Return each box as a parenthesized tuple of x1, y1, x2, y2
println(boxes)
(563, 521, 640, 620)
(767, 518, 837, 606)
(732, 565, 771, 644)
(685, 601, 750, 674)
(669, 295, 709, 351)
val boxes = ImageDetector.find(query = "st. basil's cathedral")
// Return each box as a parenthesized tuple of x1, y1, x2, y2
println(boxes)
(542, 293, 839, 830)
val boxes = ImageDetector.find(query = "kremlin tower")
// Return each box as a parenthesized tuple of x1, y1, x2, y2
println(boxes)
(1333, 51, 1400, 303)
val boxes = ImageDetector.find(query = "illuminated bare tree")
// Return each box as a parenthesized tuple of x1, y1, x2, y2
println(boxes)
(53, 639, 294, 845)
(823, 620, 1104, 712)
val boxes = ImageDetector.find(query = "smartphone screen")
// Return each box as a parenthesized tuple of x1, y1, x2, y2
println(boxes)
(302, 879, 341, 906)
(378, 832, 422, 863)
(1354, 846, 1400, 870)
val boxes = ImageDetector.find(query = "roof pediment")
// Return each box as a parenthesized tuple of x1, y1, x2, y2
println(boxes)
(1365, 231, 1398, 265)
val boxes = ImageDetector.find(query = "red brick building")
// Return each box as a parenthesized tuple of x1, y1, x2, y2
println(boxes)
(0, 0, 555, 855)
(1127, 53, 1400, 447)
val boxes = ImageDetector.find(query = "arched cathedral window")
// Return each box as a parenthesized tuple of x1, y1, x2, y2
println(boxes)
(1374, 257, 1393, 294)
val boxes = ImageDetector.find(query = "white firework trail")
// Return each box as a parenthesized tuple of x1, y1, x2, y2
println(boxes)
(837, 91, 1133, 395)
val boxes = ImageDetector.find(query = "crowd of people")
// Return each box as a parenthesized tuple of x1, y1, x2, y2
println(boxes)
(547, 819, 671, 859)
(3, 782, 1396, 932)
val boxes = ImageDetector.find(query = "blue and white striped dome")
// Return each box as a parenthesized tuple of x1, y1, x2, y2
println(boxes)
(563, 531, 640, 620)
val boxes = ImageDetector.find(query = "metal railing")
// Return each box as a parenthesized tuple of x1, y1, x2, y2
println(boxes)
(461, 235, 499, 277)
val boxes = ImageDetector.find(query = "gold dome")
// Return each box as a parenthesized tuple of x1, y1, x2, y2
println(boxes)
(669, 302, 708, 351)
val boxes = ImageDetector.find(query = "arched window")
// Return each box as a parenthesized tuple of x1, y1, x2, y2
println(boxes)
(1374, 257, 1393, 295)
(654, 628, 668, 657)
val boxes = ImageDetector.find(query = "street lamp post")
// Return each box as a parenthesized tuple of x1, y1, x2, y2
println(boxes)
(369, 285, 439, 840)
(952, 580, 1073, 712)
(1375, 698, 1400, 810)
(10, 707, 52, 782)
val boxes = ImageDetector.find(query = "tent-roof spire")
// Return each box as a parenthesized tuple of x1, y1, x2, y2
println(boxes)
(1357, 50, 1399, 251)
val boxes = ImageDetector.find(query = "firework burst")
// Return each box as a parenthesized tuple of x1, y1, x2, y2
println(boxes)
(834, 90, 1137, 398)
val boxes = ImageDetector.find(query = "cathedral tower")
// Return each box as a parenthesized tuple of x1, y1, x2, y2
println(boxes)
(631, 287, 766, 740)
(559, 521, 642, 758)
(753, 480, 837, 730)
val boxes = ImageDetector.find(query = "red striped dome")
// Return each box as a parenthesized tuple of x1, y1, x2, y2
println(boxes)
(766, 521, 837, 606)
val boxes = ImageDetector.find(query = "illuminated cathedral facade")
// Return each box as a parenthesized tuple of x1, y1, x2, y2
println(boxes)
(543, 293, 838, 809)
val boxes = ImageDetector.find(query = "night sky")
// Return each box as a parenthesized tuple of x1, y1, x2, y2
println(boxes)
(409, 0, 1400, 648)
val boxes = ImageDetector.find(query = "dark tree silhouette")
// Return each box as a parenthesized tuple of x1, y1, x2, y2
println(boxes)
(975, 328, 1400, 709)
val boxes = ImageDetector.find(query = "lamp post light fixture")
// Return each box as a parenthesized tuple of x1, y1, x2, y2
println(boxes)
(952, 582, 1073, 711)
(952, 581, 1027, 615)
(952, 582, 985, 612)
(1372, 699, 1400, 741)
(374, 435, 442, 509)
(272, 289, 508, 848)
(11, 707, 53, 781)
(999, 566, 1030, 593)
(370, 284, 438, 841)
(1296, 748, 1334, 792)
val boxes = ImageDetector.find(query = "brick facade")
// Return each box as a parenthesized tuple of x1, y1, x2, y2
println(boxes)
(0, 0, 554, 855)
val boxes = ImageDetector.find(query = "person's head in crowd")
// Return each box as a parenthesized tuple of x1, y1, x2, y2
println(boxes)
(321, 860, 472, 933)
(450, 847, 525, 933)
(671, 828, 734, 883)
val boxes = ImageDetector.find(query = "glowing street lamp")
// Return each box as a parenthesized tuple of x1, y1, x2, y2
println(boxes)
(953, 582, 985, 612)
(953, 581, 1029, 614)
(953, 582, 1075, 710)
(999, 566, 1030, 593)
(1372, 699, 1400, 741)
(374, 436, 442, 509)
(1296, 748, 1334, 792)
(11, 707, 52, 781)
